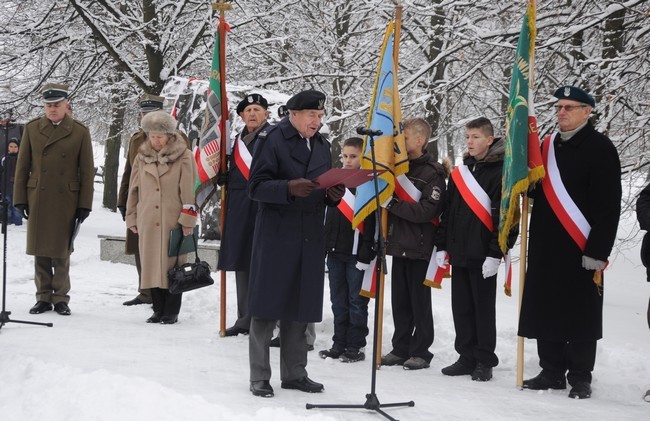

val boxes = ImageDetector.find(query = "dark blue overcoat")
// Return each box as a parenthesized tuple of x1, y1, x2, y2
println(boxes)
(247, 117, 333, 322)
(218, 123, 269, 271)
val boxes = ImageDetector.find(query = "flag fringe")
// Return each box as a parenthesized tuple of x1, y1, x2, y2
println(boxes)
(498, 177, 528, 253)
(423, 280, 442, 289)
(360, 290, 376, 299)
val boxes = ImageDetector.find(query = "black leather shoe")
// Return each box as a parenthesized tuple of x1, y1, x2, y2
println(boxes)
(442, 360, 475, 376)
(523, 372, 567, 390)
(146, 312, 162, 323)
(224, 326, 249, 336)
(568, 382, 591, 399)
(319, 348, 344, 359)
(250, 380, 274, 397)
(53, 302, 71, 316)
(269, 337, 280, 347)
(29, 301, 53, 314)
(471, 363, 493, 382)
(281, 376, 324, 393)
(160, 315, 178, 324)
(123, 297, 147, 306)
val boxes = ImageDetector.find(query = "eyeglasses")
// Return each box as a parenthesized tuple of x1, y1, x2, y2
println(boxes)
(554, 105, 588, 112)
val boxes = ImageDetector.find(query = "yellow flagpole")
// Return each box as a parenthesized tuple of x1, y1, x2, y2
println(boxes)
(516, 197, 529, 388)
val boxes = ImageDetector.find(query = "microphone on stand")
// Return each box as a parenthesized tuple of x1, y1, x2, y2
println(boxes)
(356, 127, 383, 137)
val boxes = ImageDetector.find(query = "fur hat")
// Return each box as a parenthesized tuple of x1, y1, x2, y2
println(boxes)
(141, 110, 177, 134)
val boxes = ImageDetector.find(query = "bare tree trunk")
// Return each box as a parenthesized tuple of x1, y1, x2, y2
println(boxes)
(102, 96, 125, 210)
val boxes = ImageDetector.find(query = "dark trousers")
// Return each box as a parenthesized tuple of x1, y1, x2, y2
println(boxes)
(451, 266, 498, 367)
(327, 254, 369, 352)
(390, 257, 434, 362)
(536, 339, 597, 385)
(249, 317, 308, 382)
(234, 271, 251, 330)
(35, 255, 70, 304)
(134, 246, 152, 304)
(151, 287, 182, 317)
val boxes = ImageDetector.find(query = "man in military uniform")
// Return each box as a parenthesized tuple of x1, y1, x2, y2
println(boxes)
(118, 94, 190, 306)
(246, 90, 344, 398)
(13, 83, 95, 316)
(219, 93, 270, 336)
(518, 86, 622, 399)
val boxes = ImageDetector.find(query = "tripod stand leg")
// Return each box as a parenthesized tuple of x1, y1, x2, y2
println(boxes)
(0, 311, 53, 329)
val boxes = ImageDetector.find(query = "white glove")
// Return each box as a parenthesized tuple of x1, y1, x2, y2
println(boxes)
(356, 261, 370, 271)
(482, 257, 501, 278)
(582, 256, 606, 271)
(436, 250, 448, 267)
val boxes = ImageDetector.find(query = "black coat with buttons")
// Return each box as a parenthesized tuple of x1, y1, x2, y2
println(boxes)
(247, 117, 336, 322)
(13, 115, 95, 258)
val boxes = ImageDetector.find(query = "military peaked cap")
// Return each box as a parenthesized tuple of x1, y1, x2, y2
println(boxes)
(139, 94, 165, 113)
(553, 86, 595, 108)
(42, 83, 69, 103)
(286, 90, 326, 111)
(236, 93, 269, 114)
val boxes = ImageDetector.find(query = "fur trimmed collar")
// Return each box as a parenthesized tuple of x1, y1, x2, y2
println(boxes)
(138, 133, 187, 164)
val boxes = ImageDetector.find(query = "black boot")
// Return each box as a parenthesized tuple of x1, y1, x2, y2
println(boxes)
(148, 288, 165, 323)
(161, 289, 182, 325)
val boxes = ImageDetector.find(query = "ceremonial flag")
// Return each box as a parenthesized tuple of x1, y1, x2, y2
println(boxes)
(195, 18, 230, 210)
(498, 0, 544, 261)
(352, 20, 408, 229)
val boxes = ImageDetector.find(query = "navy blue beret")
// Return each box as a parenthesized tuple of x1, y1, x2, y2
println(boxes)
(286, 90, 326, 111)
(237, 94, 268, 114)
(553, 86, 595, 107)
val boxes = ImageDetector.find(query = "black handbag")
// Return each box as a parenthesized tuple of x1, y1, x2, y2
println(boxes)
(167, 232, 214, 295)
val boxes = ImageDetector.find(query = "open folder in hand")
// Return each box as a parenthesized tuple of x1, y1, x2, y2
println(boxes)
(312, 168, 386, 190)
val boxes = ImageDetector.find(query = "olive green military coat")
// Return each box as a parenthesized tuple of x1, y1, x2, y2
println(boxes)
(13, 114, 95, 258)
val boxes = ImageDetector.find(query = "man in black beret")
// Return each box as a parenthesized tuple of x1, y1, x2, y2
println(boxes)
(246, 89, 344, 397)
(518, 85, 621, 399)
(219, 93, 270, 337)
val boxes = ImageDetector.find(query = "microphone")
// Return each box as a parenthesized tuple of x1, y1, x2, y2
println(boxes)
(356, 127, 383, 137)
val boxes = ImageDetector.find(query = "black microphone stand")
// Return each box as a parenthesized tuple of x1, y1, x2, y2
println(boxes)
(0, 109, 53, 330)
(306, 132, 414, 420)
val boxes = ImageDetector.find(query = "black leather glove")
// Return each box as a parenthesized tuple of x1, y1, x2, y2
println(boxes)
(216, 170, 229, 187)
(15, 204, 28, 220)
(76, 208, 91, 223)
(118, 206, 126, 221)
(287, 178, 319, 198)
(326, 184, 345, 202)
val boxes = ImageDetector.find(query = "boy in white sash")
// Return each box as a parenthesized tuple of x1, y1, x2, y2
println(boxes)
(436, 117, 516, 381)
(320, 137, 376, 363)
(519, 86, 621, 399)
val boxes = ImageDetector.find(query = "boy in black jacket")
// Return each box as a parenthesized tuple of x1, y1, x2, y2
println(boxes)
(436, 117, 515, 381)
(380, 118, 447, 370)
(1, 138, 22, 225)
(320, 137, 376, 363)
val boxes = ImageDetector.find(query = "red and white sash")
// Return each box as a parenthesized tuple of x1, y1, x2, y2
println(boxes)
(337, 189, 364, 254)
(450, 165, 512, 294)
(394, 174, 448, 288)
(450, 165, 493, 231)
(541, 134, 590, 251)
(233, 135, 253, 181)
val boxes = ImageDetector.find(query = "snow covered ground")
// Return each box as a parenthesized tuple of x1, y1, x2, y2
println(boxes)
(1, 183, 649, 421)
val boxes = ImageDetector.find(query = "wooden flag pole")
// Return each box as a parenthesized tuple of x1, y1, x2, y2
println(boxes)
(213, 0, 232, 337)
(516, 195, 530, 387)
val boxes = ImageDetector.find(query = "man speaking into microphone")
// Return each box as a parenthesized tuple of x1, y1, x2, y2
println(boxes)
(246, 89, 344, 398)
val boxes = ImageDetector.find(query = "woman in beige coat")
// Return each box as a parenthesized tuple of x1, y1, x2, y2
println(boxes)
(126, 111, 197, 324)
